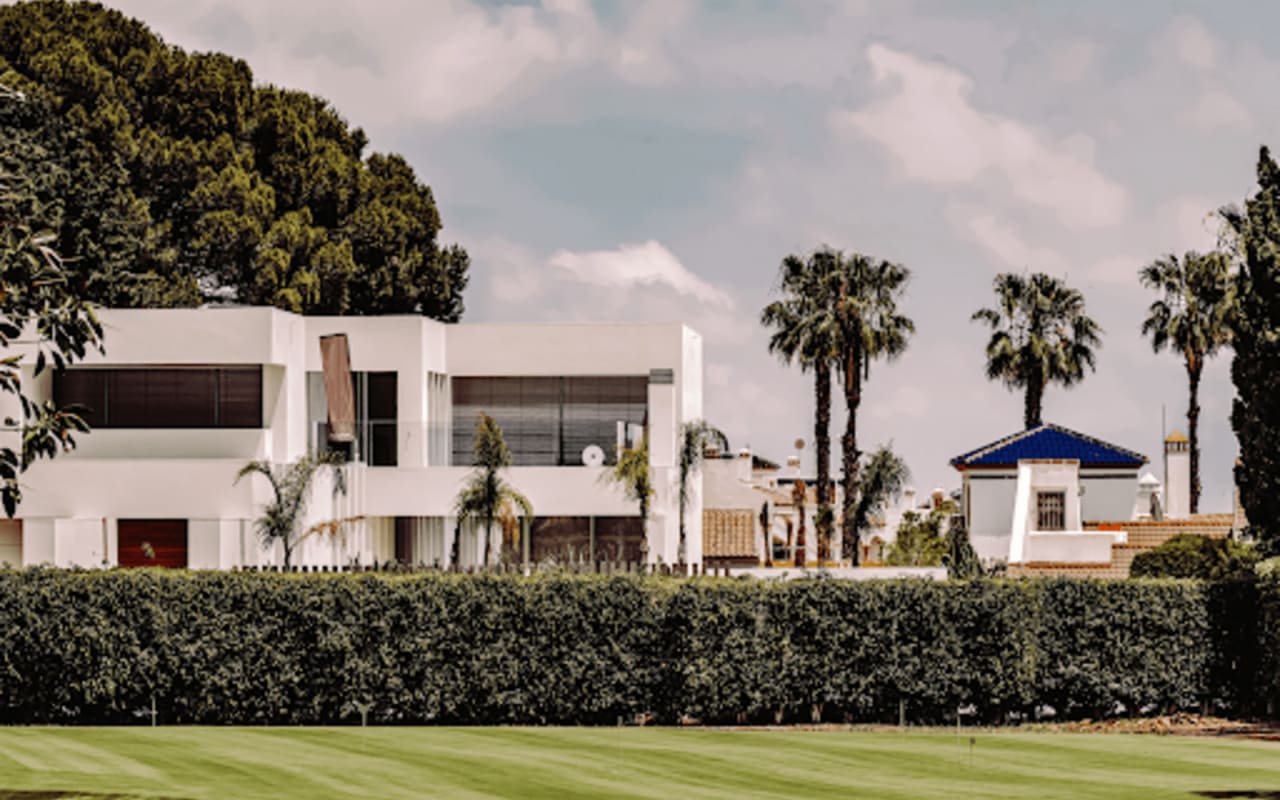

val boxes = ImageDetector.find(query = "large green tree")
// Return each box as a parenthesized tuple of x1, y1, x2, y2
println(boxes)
(829, 252, 914, 564)
(1139, 251, 1234, 515)
(972, 272, 1101, 430)
(1221, 147, 1280, 554)
(0, 1, 468, 318)
(0, 83, 105, 516)
(455, 414, 532, 568)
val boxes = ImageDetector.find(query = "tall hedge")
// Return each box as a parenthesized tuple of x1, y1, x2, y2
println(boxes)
(0, 570, 1274, 725)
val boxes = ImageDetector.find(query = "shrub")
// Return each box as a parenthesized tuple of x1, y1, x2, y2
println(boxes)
(0, 569, 1274, 725)
(1130, 534, 1259, 580)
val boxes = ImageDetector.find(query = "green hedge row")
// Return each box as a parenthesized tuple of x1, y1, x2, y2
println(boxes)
(0, 570, 1274, 725)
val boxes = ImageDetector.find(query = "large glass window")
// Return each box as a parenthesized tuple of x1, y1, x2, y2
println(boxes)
(451, 376, 648, 467)
(306, 371, 398, 466)
(55, 367, 262, 428)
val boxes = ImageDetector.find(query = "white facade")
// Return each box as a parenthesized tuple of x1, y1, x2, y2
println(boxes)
(8, 308, 703, 570)
(953, 424, 1147, 565)
(1163, 432, 1191, 520)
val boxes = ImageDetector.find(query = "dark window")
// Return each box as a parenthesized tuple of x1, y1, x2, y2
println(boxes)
(451, 376, 648, 467)
(55, 367, 262, 429)
(364, 372, 398, 467)
(1036, 491, 1066, 531)
(117, 519, 188, 568)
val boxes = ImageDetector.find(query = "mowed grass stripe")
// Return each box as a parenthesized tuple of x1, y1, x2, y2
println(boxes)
(0, 728, 1277, 799)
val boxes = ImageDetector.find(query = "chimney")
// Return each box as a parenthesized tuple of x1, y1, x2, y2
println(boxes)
(931, 488, 945, 510)
(1133, 472, 1161, 521)
(1164, 431, 1190, 519)
(902, 486, 917, 512)
(784, 455, 801, 479)
(736, 447, 753, 484)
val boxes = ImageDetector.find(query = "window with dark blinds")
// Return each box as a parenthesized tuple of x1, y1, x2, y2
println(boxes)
(452, 375, 648, 467)
(55, 367, 263, 429)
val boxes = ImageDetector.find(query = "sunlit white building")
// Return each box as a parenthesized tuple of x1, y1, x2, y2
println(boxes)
(0, 308, 704, 570)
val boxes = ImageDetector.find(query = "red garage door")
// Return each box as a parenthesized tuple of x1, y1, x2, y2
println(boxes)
(118, 520, 188, 568)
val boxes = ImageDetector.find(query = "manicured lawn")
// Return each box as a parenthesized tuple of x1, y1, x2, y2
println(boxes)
(0, 727, 1277, 799)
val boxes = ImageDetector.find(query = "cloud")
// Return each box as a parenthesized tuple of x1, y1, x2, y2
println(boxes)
(110, 0, 691, 128)
(953, 208, 1068, 272)
(833, 44, 1127, 228)
(1159, 15, 1217, 71)
(1173, 198, 1224, 254)
(1180, 89, 1253, 131)
(548, 241, 734, 308)
(1047, 39, 1099, 83)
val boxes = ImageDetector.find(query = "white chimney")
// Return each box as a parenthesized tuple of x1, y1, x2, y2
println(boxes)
(1164, 431, 1190, 519)
(736, 447, 753, 484)
(1133, 472, 1161, 521)
(902, 486, 917, 512)
(784, 455, 801, 478)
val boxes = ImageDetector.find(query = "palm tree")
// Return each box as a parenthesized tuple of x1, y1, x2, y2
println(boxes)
(677, 419, 729, 565)
(455, 414, 533, 567)
(972, 272, 1101, 430)
(1139, 251, 1234, 515)
(791, 478, 807, 567)
(761, 249, 840, 562)
(829, 252, 914, 564)
(604, 431, 652, 561)
(235, 451, 348, 569)
(758, 500, 772, 568)
(846, 445, 911, 563)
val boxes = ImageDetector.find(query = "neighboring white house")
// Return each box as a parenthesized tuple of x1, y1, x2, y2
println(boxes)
(0, 307, 704, 570)
(950, 423, 1149, 565)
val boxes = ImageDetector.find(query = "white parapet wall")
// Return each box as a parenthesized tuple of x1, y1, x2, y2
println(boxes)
(726, 566, 948, 581)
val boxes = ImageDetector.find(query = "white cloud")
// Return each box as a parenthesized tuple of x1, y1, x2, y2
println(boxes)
(1047, 39, 1099, 83)
(1173, 198, 1223, 254)
(548, 240, 733, 308)
(110, 0, 694, 128)
(1160, 15, 1217, 71)
(954, 209, 1068, 272)
(1180, 89, 1253, 131)
(833, 44, 1127, 228)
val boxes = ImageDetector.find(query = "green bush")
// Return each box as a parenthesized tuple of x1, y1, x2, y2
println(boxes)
(1130, 534, 1259, 580)
(0, 570, 1274, 725)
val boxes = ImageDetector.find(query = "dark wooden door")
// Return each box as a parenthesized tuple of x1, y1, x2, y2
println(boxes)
(118, 519, 188, 568)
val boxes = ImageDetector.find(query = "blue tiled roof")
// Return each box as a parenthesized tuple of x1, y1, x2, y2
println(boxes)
(951, 423, 1147, 469)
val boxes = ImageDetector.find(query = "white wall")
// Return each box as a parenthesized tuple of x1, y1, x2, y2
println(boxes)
(20, 459, 262, 519)
(964, 472, 1016, 560)
(1026, 531, 1119, 563)
(1080, 471, 1140, 522)
(1165, 448, 1191, 519)
(363, 466, 639, 517)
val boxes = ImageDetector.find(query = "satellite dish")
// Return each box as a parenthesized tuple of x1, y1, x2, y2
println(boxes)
(793, 438, 806, 451)
(582, 445, 605, 467)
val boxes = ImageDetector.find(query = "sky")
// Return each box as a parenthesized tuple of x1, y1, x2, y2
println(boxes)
(104, 0, 1280, 512)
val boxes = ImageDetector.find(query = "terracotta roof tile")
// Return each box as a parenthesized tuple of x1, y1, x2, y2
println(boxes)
(703, 509, 758, 560)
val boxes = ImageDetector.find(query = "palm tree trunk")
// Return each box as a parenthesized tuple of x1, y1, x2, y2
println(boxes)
(841, 349, 862, 566)
(815, 361, 832, 564)
(483, 519, 492, 567)
(794, 501, 806, 568)
(678, 482, 687, 565)
(1187, 356, 1203, 515)
(1024, 368, 1044, 429)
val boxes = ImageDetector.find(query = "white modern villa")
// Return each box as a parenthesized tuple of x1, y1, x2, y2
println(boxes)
(0, 308, 704, 570)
